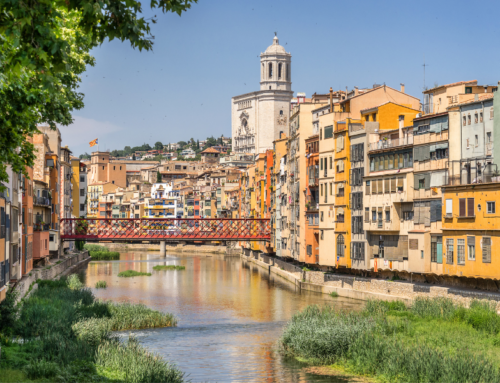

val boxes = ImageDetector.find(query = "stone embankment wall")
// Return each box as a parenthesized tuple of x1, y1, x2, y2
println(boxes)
(97, 242, 228, 254)
(14, 251, 90, 300)
(242, 250, 500, 310)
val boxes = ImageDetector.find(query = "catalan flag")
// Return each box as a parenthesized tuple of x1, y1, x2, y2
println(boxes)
(89, 138, 98, 147)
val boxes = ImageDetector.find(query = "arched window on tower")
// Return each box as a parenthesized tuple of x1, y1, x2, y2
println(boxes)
(286, 64, 289, 80)
(278, 63, 282, 79)
(268, 63, 273, 79)
(262, 63, 264, 80)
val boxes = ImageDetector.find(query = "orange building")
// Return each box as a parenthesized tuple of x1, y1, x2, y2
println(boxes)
(46, 152, 60, 256)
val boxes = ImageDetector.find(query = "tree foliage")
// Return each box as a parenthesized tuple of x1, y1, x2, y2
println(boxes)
(0, 0, 197, 189)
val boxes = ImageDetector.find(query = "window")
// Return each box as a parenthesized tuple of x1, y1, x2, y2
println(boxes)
(80, 189, 85, 196)
(480, 112, 483, 122)
(446, 239, 454, 264)
(268, 63, 273, 78)
(487, 201, 496, 214)
(487, 132, 492, 143)
(431, 236, 442, 263)
(465, 87, 472, 94)
(403, 210, 413, 221)
(482, 237, 491, 263)
(467, 236, 475, 260)
(385, 209, 390, 222)
(80, 176, 85, 182)
(463, 116, 467, 126)
(337, 234, 345, 257)
(372, 113, 376, 121)
(458, 198, 474, 217)
(351, 242, 365, 260)
(468, 115, 471, 125)
(372, 209, 377, 221)
(457, 239, 465, 264)
(446, 199, 452, 217)
(475, 135, 479, 147)
(80, 204, 85, 211)
(475, 113, 478, 124)
(365, 181, 371, 195)
(278, 63, 282, 79)
(324, 126, 333, 139)
(307, 245, 312, 256)
(365, 207, 370, 221)
(330, 156, 332, 169)
(320, 211, 324, 222)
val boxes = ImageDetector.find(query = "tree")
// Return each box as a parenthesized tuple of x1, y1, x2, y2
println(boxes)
(79, 152, 91, 160)
(0, 0, 197, 189)
(205, 136, 217, 148)
(132, 154, 136, 161)
(196, 140, 200, 150)
(156, 170, 161, 183)
(177, 141, 187, 149)
(154, 141, 163, 150)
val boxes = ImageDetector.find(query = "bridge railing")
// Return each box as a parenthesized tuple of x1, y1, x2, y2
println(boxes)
(60, 218, 271, 241)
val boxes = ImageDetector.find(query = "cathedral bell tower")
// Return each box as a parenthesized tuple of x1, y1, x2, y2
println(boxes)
(260, 34, 291, 91)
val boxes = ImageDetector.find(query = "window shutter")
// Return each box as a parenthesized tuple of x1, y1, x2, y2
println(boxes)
(467, 198, 474, 217)
(377, 179, 383, 194)
(459, 198, 466, 217)
(349, 169, 353, 185)
(365, 208, 369, 221)
(423, 145, 431, 161)
(424, 173, 431, 190)
(350, 146, 353, 161)
(360, 167, 364, 183)
(349, 193, 353, 208)
(430, 201, 437, 222)
(366, 181, 371, 195)
(397, 177, 404, 188)
(482, 237, 491, 263)
(390, 177, 396, 193)
(384, 179, 389, 194)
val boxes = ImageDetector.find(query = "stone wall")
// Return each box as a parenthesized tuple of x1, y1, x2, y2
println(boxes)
(14, 251, 90, 300)
(244, 250, 500, 310)
(97, 242, 227, 254)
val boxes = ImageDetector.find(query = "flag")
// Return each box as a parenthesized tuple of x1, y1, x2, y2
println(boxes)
(89, 138, 98, 147)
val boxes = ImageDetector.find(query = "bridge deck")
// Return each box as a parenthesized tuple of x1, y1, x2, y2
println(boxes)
(61, 218, 271, 241)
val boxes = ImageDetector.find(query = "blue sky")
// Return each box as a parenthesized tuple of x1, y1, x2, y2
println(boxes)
(61, 0, 500, 156)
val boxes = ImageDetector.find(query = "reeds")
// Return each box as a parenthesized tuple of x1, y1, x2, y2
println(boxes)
(95, 280, 107, 289)
(153, 265, 186, 271)
(1, 276, 181, 382)
(89, 251, 120, 260)
(117, 270, 151, 278)
(67, 274, 84, 290)
(84, 244, 109, 252)
(279, 297, 500, 382)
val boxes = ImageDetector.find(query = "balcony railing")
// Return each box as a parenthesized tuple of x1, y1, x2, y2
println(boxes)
(34, 196, 51, 207)
(368, 136, 413, 152)
(34, 223, 50, 231)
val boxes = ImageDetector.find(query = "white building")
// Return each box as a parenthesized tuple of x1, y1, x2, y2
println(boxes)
(231, 34, 293, 154)
(146, 183, 180, 218)
(180, 148, 196, 157)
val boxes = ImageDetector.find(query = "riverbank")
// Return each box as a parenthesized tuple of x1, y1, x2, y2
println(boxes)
(12, 250, 91, 301)
(242, 251, 500, 310)
(279, 298, 500, 383)
(96, 241, 230, 254)
(0, 276, 182, 383)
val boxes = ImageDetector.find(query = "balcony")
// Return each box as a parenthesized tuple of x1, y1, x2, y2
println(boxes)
(34, 223, 50, 231)
(307, 166, 319, 186)
(34, 196, 51, 207)
(368, 136, 413, 152)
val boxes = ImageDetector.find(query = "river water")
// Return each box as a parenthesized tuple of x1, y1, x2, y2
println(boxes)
(80, 251, 365, 382)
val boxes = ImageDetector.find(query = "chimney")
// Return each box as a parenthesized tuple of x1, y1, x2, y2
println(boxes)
(329, 87, 333, 113)
(400, 83, 405, 93)
(354, 86, 359, 96)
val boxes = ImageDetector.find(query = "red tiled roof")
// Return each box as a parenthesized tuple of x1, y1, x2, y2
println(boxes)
(424, 80, 476, 93)
(200, 147, 221, 154)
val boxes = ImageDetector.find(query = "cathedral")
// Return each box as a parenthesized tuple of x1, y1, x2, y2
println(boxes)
(231, 35, 293, 154)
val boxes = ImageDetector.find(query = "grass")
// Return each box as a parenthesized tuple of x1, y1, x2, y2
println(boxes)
(329, 291, 339, 298)
(95, 280, 108, 289)
(118, 270, 151, 278)
(90, 251, 121, 260)
(279, 297, 500, 383)
(153, 265, 186, 271)
(0, 276, 181, 383)
(84, 244, 110, 252)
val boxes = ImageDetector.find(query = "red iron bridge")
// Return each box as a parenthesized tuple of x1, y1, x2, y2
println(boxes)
(61, 218, 271, 242)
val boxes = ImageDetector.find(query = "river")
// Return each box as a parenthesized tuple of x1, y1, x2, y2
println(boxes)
(80, 251, 365, 382)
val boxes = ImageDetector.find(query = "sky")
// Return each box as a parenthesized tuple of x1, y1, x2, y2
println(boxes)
(60, 0, 500, 156)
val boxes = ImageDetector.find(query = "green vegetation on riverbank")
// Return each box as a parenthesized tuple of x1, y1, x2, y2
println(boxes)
(153, 265, 186, 271)
(279, 297, 500, 383)
(118, 270, 151, 278)
(0, 276, 181, 383)
(85, 244, 121, 261)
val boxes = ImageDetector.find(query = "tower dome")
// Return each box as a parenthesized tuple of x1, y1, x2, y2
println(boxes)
(260, 34, 291, 91)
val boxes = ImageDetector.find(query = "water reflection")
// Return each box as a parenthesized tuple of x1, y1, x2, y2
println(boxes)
(82, 252, 364, 382)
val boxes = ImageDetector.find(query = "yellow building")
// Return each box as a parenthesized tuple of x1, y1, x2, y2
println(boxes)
(442, 181, 500, 279)
(71, 158, 87, 218)
(87, 182, 116, 218)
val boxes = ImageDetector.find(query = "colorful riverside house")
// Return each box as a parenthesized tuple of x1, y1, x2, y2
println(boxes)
(273, 133, 287, 257)
(441, 180, 500, 279)
(440, 91, 499, 279)
(304, 134, 319, 264)
(22, 156, 34, 275)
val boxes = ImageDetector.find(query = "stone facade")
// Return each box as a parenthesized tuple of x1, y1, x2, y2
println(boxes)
(231, 35, 293, 154)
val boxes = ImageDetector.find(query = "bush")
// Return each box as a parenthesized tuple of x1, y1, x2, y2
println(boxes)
(118, 270, 151, 278)
(83, 244, 109, 252)
(67, 274, 84, 290)
(0, 289, 19, 334)
(329, 291, 339, 298)
(153, 265, 185, 271)
(95, 280, 108, 289)
(96, 337, 184, 383)
(23, 359, 59, 379)
(89, 251, 120, 260)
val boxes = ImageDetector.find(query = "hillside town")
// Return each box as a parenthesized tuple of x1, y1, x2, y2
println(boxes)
(1, 35, 500, 302)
